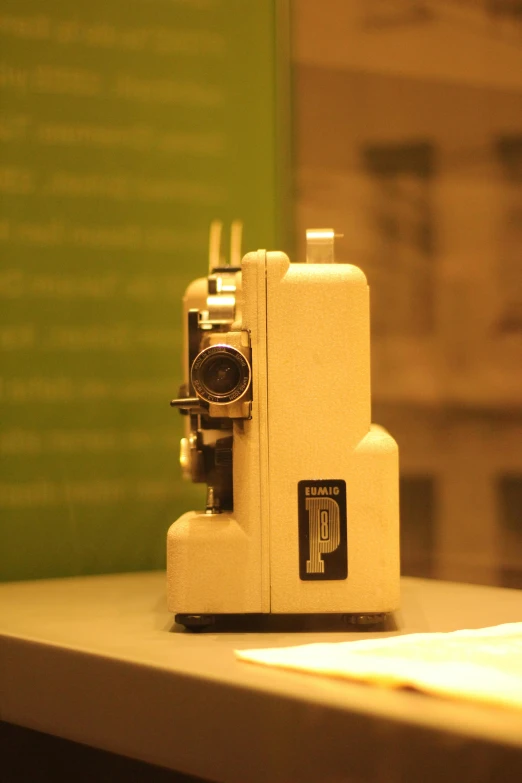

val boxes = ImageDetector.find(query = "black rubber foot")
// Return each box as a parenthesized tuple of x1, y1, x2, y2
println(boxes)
(175, 614, 215, 631)
(344, 613, 387, 626)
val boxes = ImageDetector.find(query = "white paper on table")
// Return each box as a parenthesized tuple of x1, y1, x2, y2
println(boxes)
(235, 623, 522, 710)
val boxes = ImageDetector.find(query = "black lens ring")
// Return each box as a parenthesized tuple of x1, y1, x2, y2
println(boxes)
(191, 344, 251, 404)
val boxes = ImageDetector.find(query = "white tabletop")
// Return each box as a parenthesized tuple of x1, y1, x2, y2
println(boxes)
(1, 572, 522, 783)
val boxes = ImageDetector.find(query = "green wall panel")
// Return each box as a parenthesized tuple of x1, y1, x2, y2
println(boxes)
(0, 0, 285, 580)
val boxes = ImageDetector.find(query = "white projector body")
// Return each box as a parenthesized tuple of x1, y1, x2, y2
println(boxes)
(168, 234, 399, 629)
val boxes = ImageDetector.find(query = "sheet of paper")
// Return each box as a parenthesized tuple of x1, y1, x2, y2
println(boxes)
(236, 623, 522, 710)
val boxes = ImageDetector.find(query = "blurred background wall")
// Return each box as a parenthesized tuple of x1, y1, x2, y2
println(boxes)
(292, 0, 522, 587)
(2, 0, 521, 589)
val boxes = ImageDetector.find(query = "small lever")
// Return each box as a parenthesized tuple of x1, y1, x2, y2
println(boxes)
(306, 228, 343, 264)
(170, 397, 203, 410)
(208, 220, 223, 273)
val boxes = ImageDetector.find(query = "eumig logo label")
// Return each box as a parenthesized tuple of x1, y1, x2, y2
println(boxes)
(298, 480, 348, 581)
